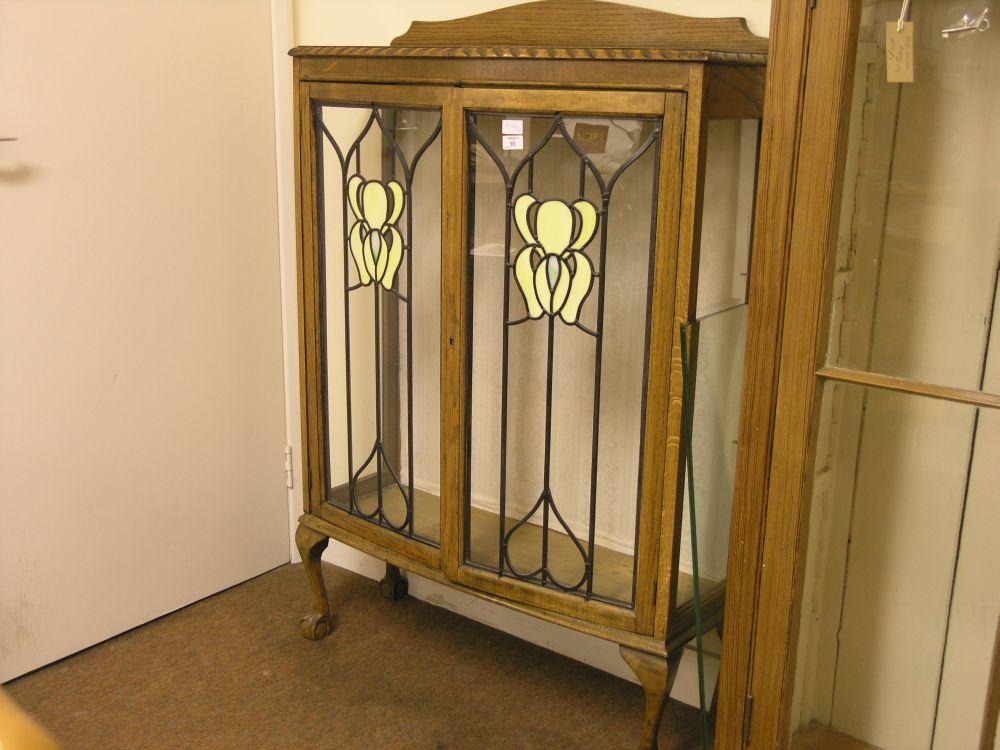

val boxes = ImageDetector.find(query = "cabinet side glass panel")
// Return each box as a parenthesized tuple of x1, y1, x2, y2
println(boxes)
(790, 382, 998, 749)
(464, 111, 662, 607)
(677, 118, 760, 607)
(791, 5, 1000, 747)
(822, 0, 999, 392)
(316, 102, 442, 545)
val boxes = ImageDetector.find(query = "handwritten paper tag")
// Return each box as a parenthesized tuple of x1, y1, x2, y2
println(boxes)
(502, 134, 523, 151)
(886, 21, 914, 83)
(501, 119, 523, 135)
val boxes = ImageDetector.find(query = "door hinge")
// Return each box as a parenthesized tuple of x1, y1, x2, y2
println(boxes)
(284, 446, 294, 490)
(743, 694, 753, 745)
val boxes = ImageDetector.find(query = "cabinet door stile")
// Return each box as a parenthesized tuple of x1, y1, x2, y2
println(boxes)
(440, 87, 468, 579)
(652, 67, 709, 640)
(632, 91, 688, 637)
(297, 78, 325, 517)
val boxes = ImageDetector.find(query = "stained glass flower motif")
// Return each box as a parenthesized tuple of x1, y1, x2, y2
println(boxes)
(347, 175, 405, 290)
(512, 195, 599, 324)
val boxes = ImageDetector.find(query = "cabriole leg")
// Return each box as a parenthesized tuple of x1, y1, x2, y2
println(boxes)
(295, 521, 332, 640)
(379, 562, 408, 600)
(620, 645, 683, 750)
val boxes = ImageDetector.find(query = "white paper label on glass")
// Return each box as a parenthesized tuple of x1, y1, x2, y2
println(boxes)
(501, 119, 523, 135)
(502, 135, 524, 151)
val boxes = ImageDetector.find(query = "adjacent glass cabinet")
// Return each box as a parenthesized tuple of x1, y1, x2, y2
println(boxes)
(291, 3, 766, 747)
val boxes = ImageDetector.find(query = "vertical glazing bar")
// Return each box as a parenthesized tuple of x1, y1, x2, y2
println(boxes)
(464, 117, 478, 562)
(361, 120, 383, 525)
(406, 176, 415, 537)
(313, 105, 334, 502)
(541, 313, 556, 583)
(335, 120, 357, 514)
(379, 110, 402, 493)
(585, 194, 612, 598)
(498, 183, 513, 576)
(374, 275, 384, 524)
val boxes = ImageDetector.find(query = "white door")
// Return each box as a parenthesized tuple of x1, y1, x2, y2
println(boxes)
(0, 0, 289, 681)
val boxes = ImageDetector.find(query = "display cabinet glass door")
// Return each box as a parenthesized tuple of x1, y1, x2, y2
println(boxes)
(456, 89, 678, 628)
(310, 84, 446, 558)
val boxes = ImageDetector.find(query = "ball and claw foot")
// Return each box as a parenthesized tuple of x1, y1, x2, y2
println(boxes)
(300, 612, 332, 641)
(379, 564, 408, 601)
(295, 521, 333, 641)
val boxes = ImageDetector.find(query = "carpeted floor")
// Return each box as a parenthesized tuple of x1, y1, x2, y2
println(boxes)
(6, 563, 702, 749)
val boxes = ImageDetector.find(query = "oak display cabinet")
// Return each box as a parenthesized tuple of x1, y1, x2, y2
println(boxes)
(290, 2, 766, 747)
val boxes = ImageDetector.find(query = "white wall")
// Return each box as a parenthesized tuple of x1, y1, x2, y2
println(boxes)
(280, 0, 771, 704)
(0, 0, 291, 681)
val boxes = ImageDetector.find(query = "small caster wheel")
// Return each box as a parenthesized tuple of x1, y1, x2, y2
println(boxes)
(379, 564, 408, 601)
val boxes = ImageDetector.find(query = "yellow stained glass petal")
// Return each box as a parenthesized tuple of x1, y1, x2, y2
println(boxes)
(514, 246, 543, 318)
(347, 175, 363, 220)
(381, 227, 404, 289)
(535, 201, 574, 256)
(533, 257, 570, 315)
(570, 200, 598, 250)
(559, 252, 593, 324)
(362, 232, 378, 281)
(386, 181, 405, 225)
(373, 230, 389, 281)
(513, 194, 538, 245)
(361, 180, 389, 228)
(550, 258, 571, 313)
(348, 222, 371, 285)
(533, 260, 552, 313)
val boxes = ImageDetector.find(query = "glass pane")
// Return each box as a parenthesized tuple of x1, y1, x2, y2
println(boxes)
(791, 382, 1000, 749)
(465, 111, 662, 607)
(695, 119, 757, 318)
(318, 102, 442, 544)
(792, 8, 1000, 747)
(824, 1, 1000, 391)
(677, 118, 759, 607)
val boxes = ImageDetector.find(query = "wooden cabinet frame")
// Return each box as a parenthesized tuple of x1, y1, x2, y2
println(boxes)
(711, 1, 866, 746)
(290, 3, 769, 748)
(717, 1, 1000, 747)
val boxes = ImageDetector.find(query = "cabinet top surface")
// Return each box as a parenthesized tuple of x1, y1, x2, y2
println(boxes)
(289, 0, 768, 66)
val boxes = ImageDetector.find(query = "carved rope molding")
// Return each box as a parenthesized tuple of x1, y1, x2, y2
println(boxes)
(289, 45, 766, 65)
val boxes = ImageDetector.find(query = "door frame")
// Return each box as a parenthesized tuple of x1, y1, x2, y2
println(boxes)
(442, 85, 683, 635)
(713, 1, 865, 747)
(296, 81, 452, 570)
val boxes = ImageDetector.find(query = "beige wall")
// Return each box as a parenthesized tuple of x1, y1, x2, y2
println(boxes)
(0, 0, 289, 681)
(294, 0, 772, 45)
(287, 0, 771, 704)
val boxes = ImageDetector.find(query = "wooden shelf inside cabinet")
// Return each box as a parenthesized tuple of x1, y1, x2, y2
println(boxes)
(290, 2, 766, 748)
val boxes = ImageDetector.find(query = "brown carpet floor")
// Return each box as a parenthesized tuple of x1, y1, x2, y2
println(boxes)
(6, 563, 702, 749)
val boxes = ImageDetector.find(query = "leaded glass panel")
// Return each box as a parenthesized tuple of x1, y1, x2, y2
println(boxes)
(464, 111, 662, 607)
(316, 103, 442, 545)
